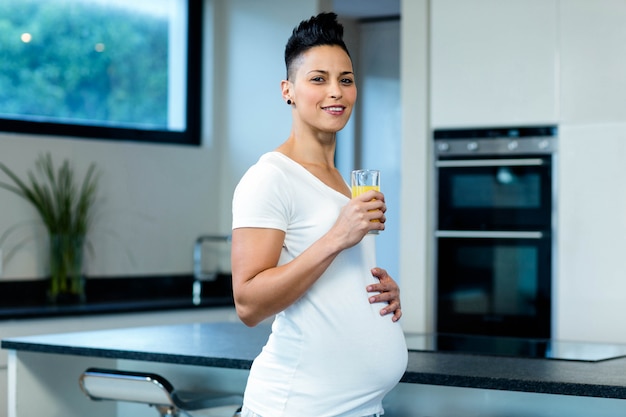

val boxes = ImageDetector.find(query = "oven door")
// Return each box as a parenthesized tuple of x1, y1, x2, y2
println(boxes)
(436, 232, 551, 338)
(437, 157, 552, 231)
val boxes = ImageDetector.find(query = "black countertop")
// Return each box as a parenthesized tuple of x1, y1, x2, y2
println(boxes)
(0, 296, 234, 320)
(0, 274, 234, 320)
(4, 321, 626, 399)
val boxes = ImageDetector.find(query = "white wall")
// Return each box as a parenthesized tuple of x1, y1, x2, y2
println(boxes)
(0, 133, 220, 278)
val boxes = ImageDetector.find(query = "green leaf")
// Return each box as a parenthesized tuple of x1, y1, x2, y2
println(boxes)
(0, 153, 99, 238)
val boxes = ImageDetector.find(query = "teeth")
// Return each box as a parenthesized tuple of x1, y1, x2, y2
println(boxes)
(325, 107, 343, 112)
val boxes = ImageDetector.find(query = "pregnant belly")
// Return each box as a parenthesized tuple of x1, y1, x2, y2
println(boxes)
(293, 313, 408, 394)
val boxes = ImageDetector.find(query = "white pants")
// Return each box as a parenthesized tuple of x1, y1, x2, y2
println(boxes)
(241, 406, 380, 417)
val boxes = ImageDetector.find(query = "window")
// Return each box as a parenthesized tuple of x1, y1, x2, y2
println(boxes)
(0, 0, 202, 145)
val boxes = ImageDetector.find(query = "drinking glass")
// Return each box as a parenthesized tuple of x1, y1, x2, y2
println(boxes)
(351, 169, 381, 234)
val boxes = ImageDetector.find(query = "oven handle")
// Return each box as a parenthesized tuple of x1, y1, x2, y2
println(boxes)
(436, 158, 546, 168)
(436, 230, 545, 239)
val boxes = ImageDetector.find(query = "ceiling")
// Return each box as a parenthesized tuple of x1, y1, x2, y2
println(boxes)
(332, 0, 400, 19)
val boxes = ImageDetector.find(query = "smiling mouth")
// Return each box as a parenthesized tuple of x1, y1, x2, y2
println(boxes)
(322, 106, 345, 113)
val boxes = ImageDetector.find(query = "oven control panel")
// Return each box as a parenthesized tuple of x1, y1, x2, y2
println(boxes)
(434, 125, 557, 157)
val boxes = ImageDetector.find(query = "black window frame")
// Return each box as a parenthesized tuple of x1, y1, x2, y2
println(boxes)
(0, 0, 203, 147)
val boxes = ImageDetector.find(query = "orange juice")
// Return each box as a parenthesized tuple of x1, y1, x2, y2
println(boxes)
(351, 185, 380, 198)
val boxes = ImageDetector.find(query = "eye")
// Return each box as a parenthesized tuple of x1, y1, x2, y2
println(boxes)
(341, 78, 354, 85)
(311, 76, 325, 83)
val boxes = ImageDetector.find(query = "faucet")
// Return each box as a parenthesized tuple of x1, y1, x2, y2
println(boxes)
(192, 235, 232, 305)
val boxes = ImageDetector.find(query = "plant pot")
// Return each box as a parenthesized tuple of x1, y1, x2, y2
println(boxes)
(48, 233, 86, 304)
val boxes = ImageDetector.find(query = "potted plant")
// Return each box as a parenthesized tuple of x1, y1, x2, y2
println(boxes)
(0, 153, 99, 304)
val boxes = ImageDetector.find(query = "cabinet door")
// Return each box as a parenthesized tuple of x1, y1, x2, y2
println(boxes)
(556, 124, 626, 342)
(431, 0, 558, 128)
(560, 0, 626, 124)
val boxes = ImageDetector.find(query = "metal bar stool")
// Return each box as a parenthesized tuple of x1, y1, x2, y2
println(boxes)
(79, 368, 243, 417)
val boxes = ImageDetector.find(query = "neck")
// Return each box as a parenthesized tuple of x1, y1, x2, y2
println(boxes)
(276, 131, 337, 169)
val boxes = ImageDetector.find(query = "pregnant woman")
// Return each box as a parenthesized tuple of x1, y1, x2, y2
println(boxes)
(231, 12, 408, 417)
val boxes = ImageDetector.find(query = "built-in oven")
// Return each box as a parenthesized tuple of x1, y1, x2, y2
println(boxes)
(434, 126, 557, 338)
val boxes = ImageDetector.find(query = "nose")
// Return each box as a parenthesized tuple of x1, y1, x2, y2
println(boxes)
(329, 80, 343, 100)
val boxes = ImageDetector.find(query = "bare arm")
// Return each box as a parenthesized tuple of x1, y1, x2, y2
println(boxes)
(231, 227, 340, 326)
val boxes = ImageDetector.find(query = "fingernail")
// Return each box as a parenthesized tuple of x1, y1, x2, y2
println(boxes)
(369, 296, 376, 303)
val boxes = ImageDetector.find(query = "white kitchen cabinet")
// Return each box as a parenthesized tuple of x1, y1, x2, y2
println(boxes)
(559, 0, 626, 124)
(555, 1, 626, 343)
(430, 0, 558, 128)
(556, 124, 626, 343)
(0, 307, 238, 417)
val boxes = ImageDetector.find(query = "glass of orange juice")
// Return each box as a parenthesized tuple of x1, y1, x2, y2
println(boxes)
(351, 169, 381, 234)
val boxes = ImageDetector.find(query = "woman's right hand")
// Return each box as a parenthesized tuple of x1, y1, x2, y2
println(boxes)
(331, 190, 386, 246)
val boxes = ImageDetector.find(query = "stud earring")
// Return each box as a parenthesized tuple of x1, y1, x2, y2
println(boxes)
(287, 99, 292, 105)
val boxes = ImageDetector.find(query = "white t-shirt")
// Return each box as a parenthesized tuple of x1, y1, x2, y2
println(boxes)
(232, 152, 408, 417)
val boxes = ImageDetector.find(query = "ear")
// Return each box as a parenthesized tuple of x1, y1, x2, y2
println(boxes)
(281, 79, 292, 103)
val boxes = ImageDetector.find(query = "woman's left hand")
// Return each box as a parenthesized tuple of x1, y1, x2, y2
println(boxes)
(367, 267, 402, 322)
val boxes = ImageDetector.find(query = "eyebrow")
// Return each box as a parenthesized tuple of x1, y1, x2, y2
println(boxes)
(307, 70, 355, 76)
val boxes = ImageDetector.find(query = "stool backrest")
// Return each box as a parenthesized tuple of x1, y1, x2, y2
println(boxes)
(79, 368, 177, 407)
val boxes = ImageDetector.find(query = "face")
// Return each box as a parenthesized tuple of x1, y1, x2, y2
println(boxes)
(284, 45, 357, 134)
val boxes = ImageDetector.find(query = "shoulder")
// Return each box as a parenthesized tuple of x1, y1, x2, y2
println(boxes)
(233, 152, 299, 204)
(232, 153, 295, 230)
(236, 152, 299, 188)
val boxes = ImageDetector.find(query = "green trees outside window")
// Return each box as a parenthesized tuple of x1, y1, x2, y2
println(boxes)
(0, 0, 201, 145)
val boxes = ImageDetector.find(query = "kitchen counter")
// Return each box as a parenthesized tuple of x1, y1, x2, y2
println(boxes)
(4, 322, 626, 416)
(5, 322, 626, 397)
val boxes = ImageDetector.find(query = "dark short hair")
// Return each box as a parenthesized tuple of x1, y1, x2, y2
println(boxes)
(284, 12, 351, 80)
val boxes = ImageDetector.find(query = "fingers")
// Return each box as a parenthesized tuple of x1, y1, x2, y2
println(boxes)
(367, 283, 400, 306)
(356, 191, 386, 214)
(368, 288, 399, 306)
(370, 295, 402, 321)
(340, 194, 386, 236)
(391, 308, 402, 322)
(354, 189, 385, 203)
(368, 267, 401, 321)
(334, 197, 386, 244)
(370, 267, 388, 279)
